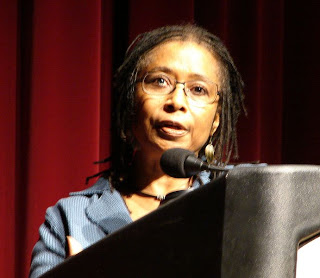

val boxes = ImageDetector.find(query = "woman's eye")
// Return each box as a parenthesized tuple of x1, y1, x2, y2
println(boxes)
(190, 85, 208, 96)
(145, 75, 170, 87)
(154, 77, 168, 86)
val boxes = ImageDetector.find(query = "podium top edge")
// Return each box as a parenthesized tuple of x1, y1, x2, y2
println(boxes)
(228, 164, 320, 174)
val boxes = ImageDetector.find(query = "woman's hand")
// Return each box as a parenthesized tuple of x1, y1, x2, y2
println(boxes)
(66, 236, 83, 256)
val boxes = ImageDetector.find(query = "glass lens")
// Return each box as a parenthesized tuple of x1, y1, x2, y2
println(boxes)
(142, 72, 218, 106)
(143, 72, 173, 95)
(185, 80, 217, 105)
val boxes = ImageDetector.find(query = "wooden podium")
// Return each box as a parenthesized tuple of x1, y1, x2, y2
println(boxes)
(42, 165, 320, 278)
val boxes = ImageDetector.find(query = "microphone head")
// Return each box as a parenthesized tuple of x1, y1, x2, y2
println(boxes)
(160, 148, 196, 178)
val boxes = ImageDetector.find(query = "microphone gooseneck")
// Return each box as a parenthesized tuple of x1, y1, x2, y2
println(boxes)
(160, 148, 227, 178)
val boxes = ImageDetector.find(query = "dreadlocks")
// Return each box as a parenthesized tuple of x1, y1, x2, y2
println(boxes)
(107, 24, 245, 189)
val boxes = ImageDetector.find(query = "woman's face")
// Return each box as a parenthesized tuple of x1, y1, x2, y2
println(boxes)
(132, 40, 221, 158)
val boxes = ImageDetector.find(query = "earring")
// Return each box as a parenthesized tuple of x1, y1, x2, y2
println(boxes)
(205, 139, 215, 164)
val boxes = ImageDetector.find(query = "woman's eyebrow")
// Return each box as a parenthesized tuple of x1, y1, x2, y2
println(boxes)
(187, 73, 213, 82)
(148, 66, 173, 74)
(148, 67, 213, 82)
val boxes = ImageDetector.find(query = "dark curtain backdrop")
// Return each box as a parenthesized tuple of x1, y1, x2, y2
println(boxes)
(1, 1, 319, 277)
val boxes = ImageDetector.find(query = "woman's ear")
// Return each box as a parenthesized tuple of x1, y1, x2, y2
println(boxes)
(210, 111, 220, 136)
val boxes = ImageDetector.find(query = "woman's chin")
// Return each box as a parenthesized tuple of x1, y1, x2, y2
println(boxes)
(155, 141, 195, 154)
(135, 136, 202, 157)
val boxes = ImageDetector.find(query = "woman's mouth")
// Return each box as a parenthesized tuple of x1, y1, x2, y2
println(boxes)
(155, 121, 188, 138)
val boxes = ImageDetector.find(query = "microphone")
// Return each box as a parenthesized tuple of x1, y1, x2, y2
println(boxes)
(160, 148, 226, 178)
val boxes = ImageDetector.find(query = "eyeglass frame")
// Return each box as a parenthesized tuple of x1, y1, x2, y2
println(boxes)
(136, 71, 221, 107)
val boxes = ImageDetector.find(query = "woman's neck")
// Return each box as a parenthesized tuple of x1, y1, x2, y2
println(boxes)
(132, 150, 192, 196)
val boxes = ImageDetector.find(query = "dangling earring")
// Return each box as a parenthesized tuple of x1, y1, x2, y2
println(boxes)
(205, 137, 215, 164)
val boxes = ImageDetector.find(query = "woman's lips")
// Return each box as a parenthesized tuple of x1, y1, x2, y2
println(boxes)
(155, 121, 188, 137)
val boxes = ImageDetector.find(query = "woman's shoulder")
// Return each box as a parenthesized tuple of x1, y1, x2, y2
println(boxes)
(69, 176, 111, 197)
(40, 176, 130, 245)
(46, 177, 112, 219)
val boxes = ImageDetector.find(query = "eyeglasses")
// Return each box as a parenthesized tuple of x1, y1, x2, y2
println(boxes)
(139, 72, 220, 107)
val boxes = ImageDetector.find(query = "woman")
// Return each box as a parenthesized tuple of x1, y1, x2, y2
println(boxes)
(29, 24, 244, 277)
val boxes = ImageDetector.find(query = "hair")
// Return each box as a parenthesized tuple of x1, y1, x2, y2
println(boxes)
(100, 24, 245, 189)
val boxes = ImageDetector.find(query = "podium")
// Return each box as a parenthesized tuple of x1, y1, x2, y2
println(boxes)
(42, 165, 320, 278)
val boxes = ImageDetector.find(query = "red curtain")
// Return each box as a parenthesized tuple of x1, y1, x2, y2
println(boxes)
(1, 1, 319, 277)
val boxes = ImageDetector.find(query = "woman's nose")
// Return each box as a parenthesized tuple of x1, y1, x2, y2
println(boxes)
(164, 83, 188, 112)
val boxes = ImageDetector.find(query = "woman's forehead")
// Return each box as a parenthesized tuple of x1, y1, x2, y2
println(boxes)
(138, 40, 221, 83)
(142, 39, 216, 61)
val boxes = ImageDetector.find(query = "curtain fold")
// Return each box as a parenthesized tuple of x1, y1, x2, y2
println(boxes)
(282, 1, 320, 164)
(1, 1, 319, 277)
(20, 2, 105, 277)
(1, 2, 18, 277)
